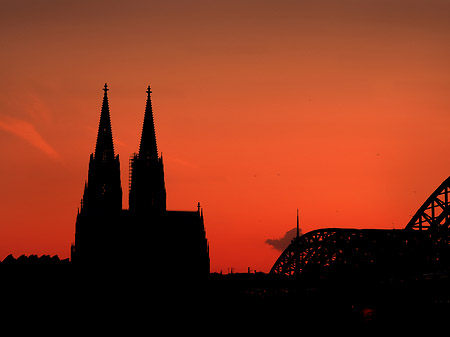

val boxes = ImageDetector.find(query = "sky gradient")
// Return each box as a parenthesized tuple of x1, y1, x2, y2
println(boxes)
(1, 0, 450, 272)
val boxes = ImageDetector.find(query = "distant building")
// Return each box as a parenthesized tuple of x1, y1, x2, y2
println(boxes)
(71, 84, 209, 278)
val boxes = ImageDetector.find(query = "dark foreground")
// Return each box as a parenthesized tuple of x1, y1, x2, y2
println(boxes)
(0, 265, 449, 333)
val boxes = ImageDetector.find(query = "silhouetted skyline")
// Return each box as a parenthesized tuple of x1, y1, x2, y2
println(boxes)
(3, 2, 450, 328)
(2, 1, 450, 273)
(73, 84, 209, 275)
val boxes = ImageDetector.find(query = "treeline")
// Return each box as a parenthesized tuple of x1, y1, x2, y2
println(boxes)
(0, 254, 69, 264)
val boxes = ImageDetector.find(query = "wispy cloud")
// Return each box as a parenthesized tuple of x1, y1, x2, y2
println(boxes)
(165, 155, 198, 169)
(0, 116, 59, 160)
(23, 92, 53, 124)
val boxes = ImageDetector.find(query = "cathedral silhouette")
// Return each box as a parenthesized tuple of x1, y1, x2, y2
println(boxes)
(71, 84, 209, 278)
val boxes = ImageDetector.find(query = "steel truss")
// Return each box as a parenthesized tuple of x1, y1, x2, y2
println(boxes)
(270, 176, 450, 277)
(405, 176, 450, 232)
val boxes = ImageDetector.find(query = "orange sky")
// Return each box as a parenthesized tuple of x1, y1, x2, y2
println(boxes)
(1, 0, 450, 272)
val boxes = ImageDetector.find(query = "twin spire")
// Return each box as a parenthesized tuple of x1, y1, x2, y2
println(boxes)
(95, 83, 115, 162)
(94, 83, 158, 162)
(139, 86, 159, 160)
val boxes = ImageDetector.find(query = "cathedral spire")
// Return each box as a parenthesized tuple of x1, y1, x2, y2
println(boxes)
(95, 83, 115, 162)
(129, 85, 166, 214)
(138, 85, 158, 160)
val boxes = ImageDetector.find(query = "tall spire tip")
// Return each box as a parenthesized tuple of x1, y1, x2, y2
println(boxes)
(103, 83, 109, 93)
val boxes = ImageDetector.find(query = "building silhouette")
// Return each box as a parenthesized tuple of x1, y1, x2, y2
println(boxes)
(71, 84, 209, 277)
(3, 85, 450, 327)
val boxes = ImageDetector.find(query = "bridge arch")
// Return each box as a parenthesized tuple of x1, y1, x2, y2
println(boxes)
(405, 176, 450, 232)
(270, 176, 450, 276)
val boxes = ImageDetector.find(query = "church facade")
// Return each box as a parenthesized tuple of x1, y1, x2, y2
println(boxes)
(71, 84, 209, 278)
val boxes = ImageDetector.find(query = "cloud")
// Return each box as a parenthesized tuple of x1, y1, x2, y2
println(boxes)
(165, 155, 198, 169)
(24, 92, 53, 124)
(0, 116, 59, 160)
(265, 227, 302, 251)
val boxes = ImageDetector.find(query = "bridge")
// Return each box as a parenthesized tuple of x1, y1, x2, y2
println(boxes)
(270, 176, 450, 277)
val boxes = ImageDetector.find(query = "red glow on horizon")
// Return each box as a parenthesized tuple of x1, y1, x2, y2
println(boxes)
(1, 1, 450, 273)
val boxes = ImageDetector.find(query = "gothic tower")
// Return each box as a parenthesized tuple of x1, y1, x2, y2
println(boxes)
(72, 84, 123, 263)
(72, 84, 208, 276)
(129, 86, 166, 216)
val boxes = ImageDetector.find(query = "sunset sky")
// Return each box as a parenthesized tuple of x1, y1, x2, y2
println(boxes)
(2, 0, 450, 272)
